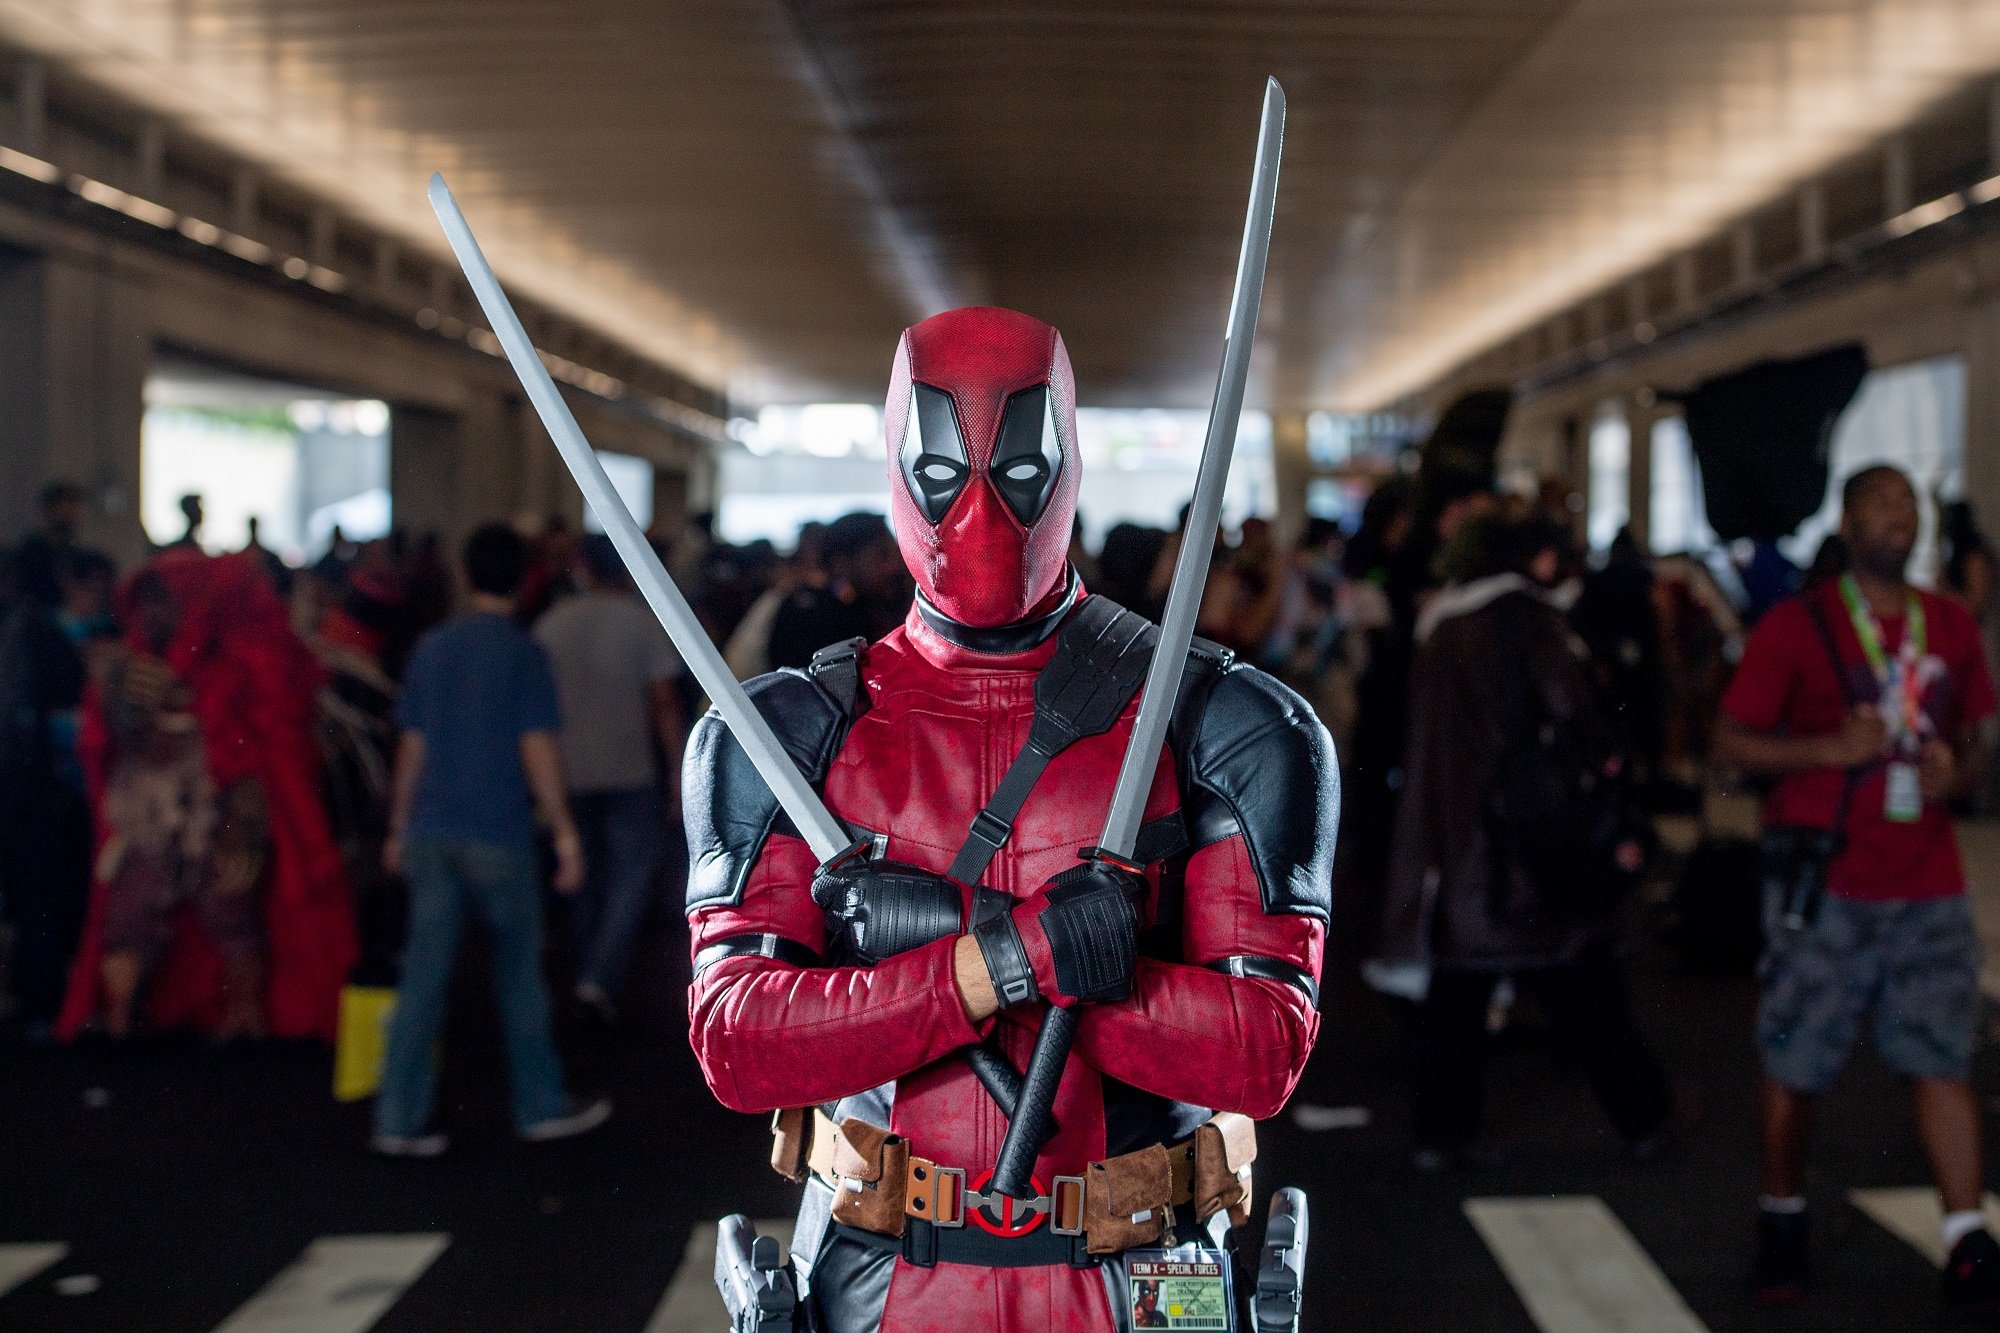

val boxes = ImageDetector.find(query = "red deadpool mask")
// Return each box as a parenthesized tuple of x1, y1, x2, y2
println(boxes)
(884, 307, 1081, 628)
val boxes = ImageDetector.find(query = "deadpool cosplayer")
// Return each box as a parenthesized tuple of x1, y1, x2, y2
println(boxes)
(685, 307, 1337, 1332)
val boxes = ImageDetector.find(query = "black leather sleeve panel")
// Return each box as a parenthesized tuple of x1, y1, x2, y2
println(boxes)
(682, 669, 850, 913)
(1183, 664, 1340, 921)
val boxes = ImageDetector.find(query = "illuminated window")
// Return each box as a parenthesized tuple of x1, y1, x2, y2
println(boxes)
(1586, 402, 1630, 552)
(1784, 354, 1966, 584)
(1306, 412, 1351, 468)
(1648, 415, 1716, 555)
(141, 359, 389, 562)
(582, 452, 654, 533)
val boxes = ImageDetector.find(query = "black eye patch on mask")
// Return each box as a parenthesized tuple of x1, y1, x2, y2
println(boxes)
(990, 386, 1062, 527)
(901, 383, 970, 523)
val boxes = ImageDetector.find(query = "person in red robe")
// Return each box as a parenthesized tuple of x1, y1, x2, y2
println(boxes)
(59, 547, 355, 1041)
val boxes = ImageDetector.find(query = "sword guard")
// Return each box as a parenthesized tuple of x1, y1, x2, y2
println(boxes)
(815, 837, 877, 876)
(1078, 845, 1145, 875)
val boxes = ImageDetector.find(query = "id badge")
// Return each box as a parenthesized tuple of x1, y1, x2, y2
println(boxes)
(1885, 760, 1922, 824)
(1127, 1245, 1234, 1330)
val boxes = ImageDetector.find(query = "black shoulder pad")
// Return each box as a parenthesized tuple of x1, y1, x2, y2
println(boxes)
(682, 668, 851, 913)
(1182, 664, 1339, 921)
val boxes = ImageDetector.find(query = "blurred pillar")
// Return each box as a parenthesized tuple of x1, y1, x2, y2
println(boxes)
(1270, 410, 1311, 548)
(1966, 299, 2000, 536)
(687, 444, 719, 516)
(458, 392, 525, 534)
(0, 248, 150, 567)
(653, 466, 689, 539)
(1558, 415, 1587, 518)
(518, 396, 583, 531)
(387, 391, 527, 558)
(388, 404, 458, 548)
(1624, 391, 1661, 552)
(517, 396, 559, 523)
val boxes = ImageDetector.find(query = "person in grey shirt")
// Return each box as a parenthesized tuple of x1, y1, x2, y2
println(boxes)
(535, 534, 684, 1022)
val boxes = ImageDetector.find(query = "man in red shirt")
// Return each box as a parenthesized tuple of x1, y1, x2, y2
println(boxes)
(1718, 465, 1999, 1312)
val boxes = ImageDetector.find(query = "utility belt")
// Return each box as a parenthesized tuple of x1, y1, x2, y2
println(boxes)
(774, 1107, 1255, 1269)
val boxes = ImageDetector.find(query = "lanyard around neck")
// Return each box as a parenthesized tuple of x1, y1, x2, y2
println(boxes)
(1837, 573, 1925, 682)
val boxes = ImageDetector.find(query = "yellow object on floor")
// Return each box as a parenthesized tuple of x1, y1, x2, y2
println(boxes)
(333, 985, 397, 1102)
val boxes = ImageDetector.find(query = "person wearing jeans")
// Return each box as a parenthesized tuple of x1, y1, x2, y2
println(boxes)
(563, 787, 664, 1016)
(375, 838, 572, 1138)
(534, 534, 683, 1021)
(373, 523, 608, 1156)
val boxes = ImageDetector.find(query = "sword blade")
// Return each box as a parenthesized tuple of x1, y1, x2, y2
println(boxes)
(992, 84, 1288, 1204)
(1099, 77, 1285, 858)
(427, 173, 852, 864)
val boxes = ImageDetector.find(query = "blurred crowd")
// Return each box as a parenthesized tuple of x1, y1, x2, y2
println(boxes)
(0, 482, 448, 1046)
(9, 458, 2000, 1300)
(1327, 461, 2000, 1309)
(0, 483, 1373, 1065)
(0, 467, 1794, 1059)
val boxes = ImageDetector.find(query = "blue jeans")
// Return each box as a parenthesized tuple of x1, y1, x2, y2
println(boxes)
(375, 836, 571, 1136)
(569, 785, 665, 999)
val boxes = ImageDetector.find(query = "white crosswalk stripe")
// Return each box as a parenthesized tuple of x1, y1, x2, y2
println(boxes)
(1849, 1187, 2000, 1267)
(0, 1243, 67, 1299)
(644, 1218, 795, 1333)
(1465, 1197, 1709, 1333)
(209, 1234, 449, 1333)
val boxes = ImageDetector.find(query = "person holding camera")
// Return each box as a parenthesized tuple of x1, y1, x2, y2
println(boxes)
(1717, 465, 1998, 1311)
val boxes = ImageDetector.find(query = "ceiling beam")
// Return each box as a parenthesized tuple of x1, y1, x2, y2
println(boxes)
(773, 0, 971, 323)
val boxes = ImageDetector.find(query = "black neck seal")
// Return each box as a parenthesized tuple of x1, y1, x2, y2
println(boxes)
(915, 569, 1080, 655)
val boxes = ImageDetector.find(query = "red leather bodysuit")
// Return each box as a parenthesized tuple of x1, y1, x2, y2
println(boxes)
(684, 307, 1335, 1332)
(689, 606, 1324, 1331)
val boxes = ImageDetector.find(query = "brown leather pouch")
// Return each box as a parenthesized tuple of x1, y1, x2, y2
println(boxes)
(770, 1107, 810, 1183)
(1084, 1143, 1171, 1254)
(1192, 1113, 1258, 1227)
(827, 1118, 910, 1237)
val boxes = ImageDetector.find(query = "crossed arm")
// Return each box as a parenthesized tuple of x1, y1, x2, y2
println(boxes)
(685, 830, 1321, 1119)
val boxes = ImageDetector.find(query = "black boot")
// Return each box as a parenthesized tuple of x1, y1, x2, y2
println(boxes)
(1941, 1228, 2000, 1318)
(1749, 1209, 1809, 1306)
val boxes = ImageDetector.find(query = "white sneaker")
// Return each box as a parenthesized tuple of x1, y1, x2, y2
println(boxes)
(520, 1099, 612, 1143)
(371, 1131, 449, 1158)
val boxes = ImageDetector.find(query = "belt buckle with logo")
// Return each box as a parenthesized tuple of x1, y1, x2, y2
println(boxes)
(966, 1168, 1049, 1237)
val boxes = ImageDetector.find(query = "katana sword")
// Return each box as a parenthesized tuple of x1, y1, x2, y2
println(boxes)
(438, 175, 1049, 1129)
(990, 76, 1286, 1201)
(427, 173, 856, 867)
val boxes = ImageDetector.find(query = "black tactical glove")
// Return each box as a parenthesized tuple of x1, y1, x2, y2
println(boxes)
(971, 858, 1145, 1009)
(811, 858, 964, 966)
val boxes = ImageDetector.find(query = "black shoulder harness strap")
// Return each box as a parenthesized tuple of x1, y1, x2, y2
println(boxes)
(808, 636, 870, 721)
(683, 636, 874, 917)
(946, 596, 1158, 886)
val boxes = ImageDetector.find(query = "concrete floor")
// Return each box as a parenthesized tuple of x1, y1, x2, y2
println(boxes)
(8, 833, 2000, 1332)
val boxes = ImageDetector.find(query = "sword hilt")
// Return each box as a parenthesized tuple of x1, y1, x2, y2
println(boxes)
(989, 1004, 1074, 1201)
